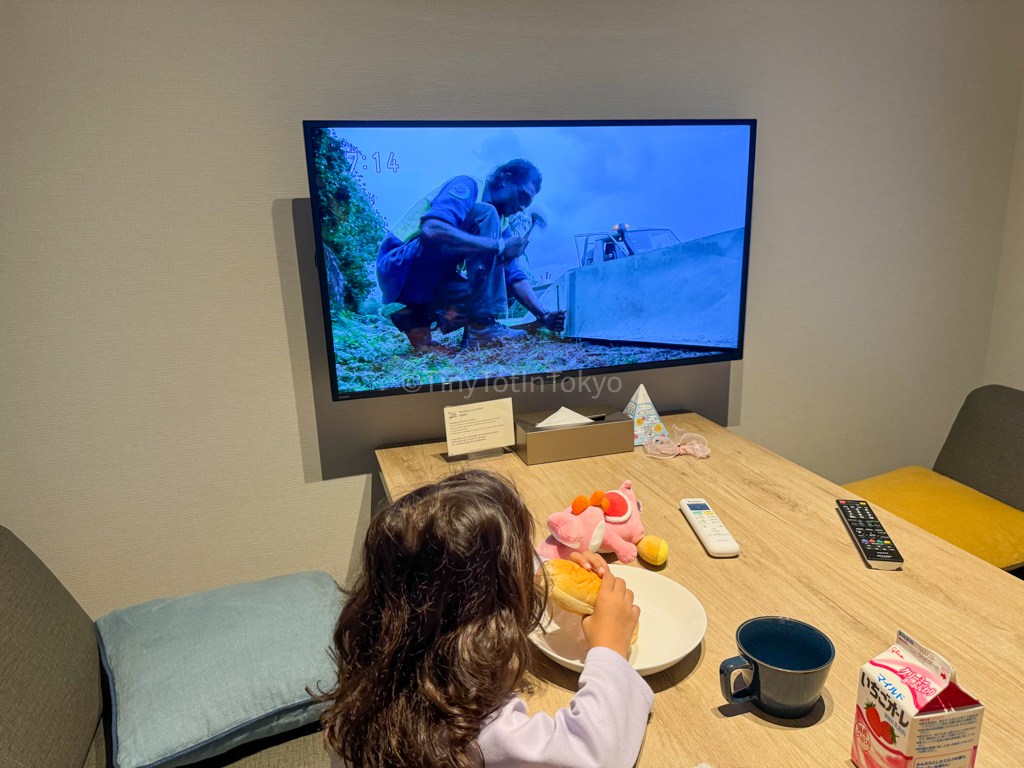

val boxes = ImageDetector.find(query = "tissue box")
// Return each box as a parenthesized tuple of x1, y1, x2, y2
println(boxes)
(512, 405, 634, 465)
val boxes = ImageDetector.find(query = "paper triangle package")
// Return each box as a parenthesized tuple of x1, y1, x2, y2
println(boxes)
(852, 630, 983, 768)
(623, 384, 667, 446)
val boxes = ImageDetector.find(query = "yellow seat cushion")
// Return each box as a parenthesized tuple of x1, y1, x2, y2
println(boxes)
(844, 465, 1024, 570)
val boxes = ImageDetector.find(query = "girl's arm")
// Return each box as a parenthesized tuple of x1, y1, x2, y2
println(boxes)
(476, 646, 654, 768)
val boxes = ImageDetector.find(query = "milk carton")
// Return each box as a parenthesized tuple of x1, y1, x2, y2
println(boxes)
(852, 630, 984, 768)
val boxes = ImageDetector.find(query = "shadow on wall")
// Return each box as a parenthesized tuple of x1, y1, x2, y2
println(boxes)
(271, 198, 324, 484)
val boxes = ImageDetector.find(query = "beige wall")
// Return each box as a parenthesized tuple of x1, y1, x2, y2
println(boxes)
(986, 79, 1024, 389)
(3, 1, 1022, 617)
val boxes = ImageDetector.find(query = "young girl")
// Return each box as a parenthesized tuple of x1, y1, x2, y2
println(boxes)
(317, 469, 653, 768)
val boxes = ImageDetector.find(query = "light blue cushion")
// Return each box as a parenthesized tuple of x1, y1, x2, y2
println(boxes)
(96, 571, 341, 768)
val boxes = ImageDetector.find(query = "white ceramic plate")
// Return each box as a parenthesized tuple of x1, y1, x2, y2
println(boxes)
(530, 563, 707, 676)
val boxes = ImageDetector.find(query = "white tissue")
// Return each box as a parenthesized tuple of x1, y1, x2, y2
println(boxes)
(535, 407, 593, 428)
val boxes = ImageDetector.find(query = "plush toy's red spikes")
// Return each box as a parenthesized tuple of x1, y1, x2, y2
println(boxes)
(571, 495, 590, 515)
(605, 492, 627, 518)
(589, 490, 605, 506)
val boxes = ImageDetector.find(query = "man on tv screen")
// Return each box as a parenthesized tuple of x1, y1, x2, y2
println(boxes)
(376, 158, 565, 351)
(307, 123, 751, 396)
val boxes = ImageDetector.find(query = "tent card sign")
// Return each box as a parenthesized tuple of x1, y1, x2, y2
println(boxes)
(624, 384, 667, 446)
(444, 398, 515, 457)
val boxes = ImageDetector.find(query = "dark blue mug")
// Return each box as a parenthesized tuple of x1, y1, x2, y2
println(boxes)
(719, 616, 835, 719)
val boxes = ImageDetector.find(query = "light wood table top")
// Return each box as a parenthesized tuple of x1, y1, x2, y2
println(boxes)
(376, 413, 1024, 767)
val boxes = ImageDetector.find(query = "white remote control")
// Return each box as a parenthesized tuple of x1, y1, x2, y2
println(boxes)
(680, 498, 740, 557)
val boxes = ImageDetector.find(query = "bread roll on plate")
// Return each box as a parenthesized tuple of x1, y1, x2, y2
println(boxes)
(541, 559, 638, 646)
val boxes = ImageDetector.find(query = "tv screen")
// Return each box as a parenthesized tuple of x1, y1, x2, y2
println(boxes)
(303, 120, 755, 400)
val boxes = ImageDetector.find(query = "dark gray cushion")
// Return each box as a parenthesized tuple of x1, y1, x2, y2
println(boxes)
(82, 719, 332, 768)
(182, 725, 329, 768)
(934, 385, 1024, 511)
(0, 525, 102, 768)
(212, 729, 330, 768)
(82, 720, 107, 768)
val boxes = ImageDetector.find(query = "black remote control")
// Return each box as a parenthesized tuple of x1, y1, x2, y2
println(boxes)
(836, 499, 904, 571)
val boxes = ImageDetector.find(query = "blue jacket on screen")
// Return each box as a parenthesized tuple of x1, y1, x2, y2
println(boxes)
(376, 175, 527, 305)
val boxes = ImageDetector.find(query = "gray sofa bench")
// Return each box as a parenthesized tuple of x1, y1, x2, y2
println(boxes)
(0, 524, 331, 768)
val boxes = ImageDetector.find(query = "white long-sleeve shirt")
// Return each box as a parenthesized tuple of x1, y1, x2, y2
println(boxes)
(477, 646, 655, 768)
(328, 647, 654, 768)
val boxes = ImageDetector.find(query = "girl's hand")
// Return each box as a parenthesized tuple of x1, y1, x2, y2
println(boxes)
(581, 572, 640, 660)
(568, 550, 607, 576)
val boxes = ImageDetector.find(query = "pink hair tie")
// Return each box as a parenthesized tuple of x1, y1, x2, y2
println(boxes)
(643, 428, 710, 460)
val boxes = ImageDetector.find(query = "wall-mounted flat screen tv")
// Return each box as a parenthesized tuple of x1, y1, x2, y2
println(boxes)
(303, 120, 755, 400)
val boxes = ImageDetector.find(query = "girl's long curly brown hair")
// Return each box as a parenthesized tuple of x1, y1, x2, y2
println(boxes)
(315, 470, 547, 768)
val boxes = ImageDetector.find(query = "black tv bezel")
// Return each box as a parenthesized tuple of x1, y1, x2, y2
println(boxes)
(302, 119, 756, 402)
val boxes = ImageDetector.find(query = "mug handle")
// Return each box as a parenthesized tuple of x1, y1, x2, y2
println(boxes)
(720, 656, 756, 705)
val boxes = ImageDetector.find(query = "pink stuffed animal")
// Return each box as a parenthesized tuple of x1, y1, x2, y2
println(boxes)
(536, 480, 646, 564)
(600, 480, 645, 563)
(536, 503, 607, 561)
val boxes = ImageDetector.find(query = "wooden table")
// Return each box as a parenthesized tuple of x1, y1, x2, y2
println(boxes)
(376, 414, 1024, 767)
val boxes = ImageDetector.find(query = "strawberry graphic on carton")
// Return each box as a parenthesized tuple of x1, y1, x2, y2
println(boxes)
(852, 630, 984, 768)
(864, 702, 896, 746)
